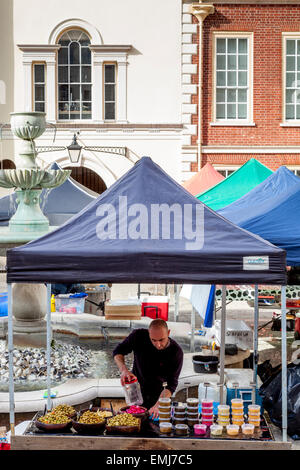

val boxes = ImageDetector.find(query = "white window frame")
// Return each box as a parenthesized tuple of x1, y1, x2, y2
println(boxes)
(211, 32, 254, 127)
(18, 20, 131, 124)
(281, 33, 300, 126)
(213, 165, 240, 178)
(32, 62, 46, 113)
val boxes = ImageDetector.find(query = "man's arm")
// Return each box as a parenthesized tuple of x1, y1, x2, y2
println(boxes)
(113, 330, 138, 386)
(114, 354, 137, 386)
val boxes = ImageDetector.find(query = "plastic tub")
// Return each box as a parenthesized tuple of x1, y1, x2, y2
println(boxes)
(248, 405, 261, 414)
(218, 405, 230, 415)
(226, 424, 239, 436)
(159, 411, 171, 419)
(173, 417, 187, 425)
(194, 424, 207, 435)
(186, 398, 199, 407)
(187, 406, 198, 413)
(159, 422, 172, 434)
(248, 418, 260, 427)
(231, 399, 243, 409)
(242, 423, 255, 435)
(174, 404, 186, 413)
(55, 294, 87, 314)
(159, 398, 171, 405)
(232, 419, 244, 426)
(231, 411, 244, 417)
(175, 424, 188, 436)
(159, 417, 171, 423)
(210, 424, 223, 436)
(173, 410, 186, 417)
(187, 411, 199, 418)
(201, 399, 214, 409)
(202, 419, 214, 426)
(187, 418, 199, 427)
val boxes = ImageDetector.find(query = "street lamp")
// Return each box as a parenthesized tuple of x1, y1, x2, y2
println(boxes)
(67, 133, 82, 164)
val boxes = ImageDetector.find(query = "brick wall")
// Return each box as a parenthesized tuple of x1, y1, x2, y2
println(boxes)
(189, 4, 300, 171)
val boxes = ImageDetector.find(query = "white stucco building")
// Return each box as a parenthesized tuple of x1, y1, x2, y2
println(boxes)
(0, 0, 199, 193)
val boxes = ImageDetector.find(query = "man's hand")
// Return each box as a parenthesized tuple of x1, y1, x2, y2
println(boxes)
(120, 369, 137, 386)
(149, 402, 160, 420)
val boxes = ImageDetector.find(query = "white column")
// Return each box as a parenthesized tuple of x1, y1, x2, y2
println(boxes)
(45, 56, 57, 122)
(23, 60, 32, 112)
(117, 60, 128, 123)
(92, 55, 104, 122)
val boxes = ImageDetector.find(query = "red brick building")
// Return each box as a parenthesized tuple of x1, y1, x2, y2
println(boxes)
(182, 0, 300, 180)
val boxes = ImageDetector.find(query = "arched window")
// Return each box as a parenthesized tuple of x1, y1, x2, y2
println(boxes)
(57, 29, 92, 120)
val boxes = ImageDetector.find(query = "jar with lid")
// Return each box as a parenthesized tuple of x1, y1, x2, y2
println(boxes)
(123, 377, 143, 406)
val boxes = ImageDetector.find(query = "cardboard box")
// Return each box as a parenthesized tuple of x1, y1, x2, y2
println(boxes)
(105, 300, 141, 320)
(214, 320, 253, 351)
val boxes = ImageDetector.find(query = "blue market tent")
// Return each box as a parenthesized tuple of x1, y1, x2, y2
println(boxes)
(218, 166, 300, 266)
(7, 157, 286, 285)
(0, 162, 97, 226)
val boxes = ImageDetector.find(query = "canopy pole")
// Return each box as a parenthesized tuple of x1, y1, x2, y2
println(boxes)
(46, 283, 52, 411)
(219, 285, 226, 404)
(252, 284, 259, 403)
(7, 283, 15, 436)
(174, 285, 179, 322)
(281, 285, 288, 442)
(190, 306, 195, 352)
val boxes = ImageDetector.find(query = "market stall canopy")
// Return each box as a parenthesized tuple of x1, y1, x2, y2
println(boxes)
(0, 162, 97, 226)
(218, 166, 300, 266)
(7, 157, 286, 285)
(182, 163, 225, 196)
(196, 158, 273, 211)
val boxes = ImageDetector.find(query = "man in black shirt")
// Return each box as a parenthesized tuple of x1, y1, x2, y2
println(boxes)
(113, 319, 183, 418)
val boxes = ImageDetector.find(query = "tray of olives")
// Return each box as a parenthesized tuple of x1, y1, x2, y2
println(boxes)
(105, 412, 142, 434)
(35, 404, 76, 433)
(72, 409, 106, 435)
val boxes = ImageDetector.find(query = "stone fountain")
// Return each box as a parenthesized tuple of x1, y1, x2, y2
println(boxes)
(0, 112, 71, 347)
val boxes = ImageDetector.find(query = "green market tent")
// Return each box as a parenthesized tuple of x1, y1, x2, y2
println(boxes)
(196, 158, 273, 211)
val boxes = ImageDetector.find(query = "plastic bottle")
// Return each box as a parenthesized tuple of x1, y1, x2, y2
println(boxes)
(123, 377, 143, 406)
(51, 295, 56, 312)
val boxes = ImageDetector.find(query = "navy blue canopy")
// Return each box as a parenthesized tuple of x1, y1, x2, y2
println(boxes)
(7, 157, 286, 284)
(0, 162, 97, 226)
(218, 166, 300, 266)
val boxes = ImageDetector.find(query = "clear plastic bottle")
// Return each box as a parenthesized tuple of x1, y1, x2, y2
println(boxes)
(123, 377, 143, 406)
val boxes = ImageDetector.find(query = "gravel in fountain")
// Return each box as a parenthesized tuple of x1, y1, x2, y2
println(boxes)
(0, 339, 93, 392)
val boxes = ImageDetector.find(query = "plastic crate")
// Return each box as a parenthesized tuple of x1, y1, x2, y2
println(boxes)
(225, 369, 263, 414)
(55, 294, 86, 314)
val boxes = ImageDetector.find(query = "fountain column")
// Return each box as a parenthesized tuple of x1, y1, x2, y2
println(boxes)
(0, 112, 71, 348)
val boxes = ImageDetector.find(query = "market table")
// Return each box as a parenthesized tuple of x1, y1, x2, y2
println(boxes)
(10, 415, 292, 450)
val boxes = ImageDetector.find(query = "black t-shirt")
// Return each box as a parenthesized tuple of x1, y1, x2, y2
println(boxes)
(113, 328, 184, 409)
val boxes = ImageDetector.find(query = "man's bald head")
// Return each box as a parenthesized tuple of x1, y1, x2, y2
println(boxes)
(149, 319, 170, 350)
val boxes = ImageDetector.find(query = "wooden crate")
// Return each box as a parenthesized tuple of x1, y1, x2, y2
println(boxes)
(105, 304, 141, 320)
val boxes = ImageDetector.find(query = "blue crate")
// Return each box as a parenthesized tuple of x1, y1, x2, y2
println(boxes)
(226, 387, 263, 414)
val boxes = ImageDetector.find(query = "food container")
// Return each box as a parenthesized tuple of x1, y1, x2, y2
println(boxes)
(159, 397, 171, 406)
(218, 418, 230, 426)
(186, 398, 199, 407)
(202, 419, 214, 426)
(248, 404, 260, 414)
(159, 417, 172, 423)
(201, 399, 214, 409)
(123, 377, 143, 406)
(218, 405, 230, 416)
(187, 411, 199, 418)
(232, 419, 244, 426)
(159, 422, 172, 434)
(231, 411, 244, 418)
(210, 424, 223, 436)
(226, 424, 239, 436)
(174, 404, 186, 413)
(194, 424, 207, 435)
(242, 423, 255, 435)
(174, 410, 186, 417)
(187, 406, 199, 414)
(175, 424, 189, 436)
(173, 417, 187, 425)
(248, 418, 260, 427)
(231, 398, 243, 409)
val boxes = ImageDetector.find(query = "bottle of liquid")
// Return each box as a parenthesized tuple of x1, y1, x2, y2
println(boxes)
(123, 377, 143, 406)
(51, 295, 56, 312)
